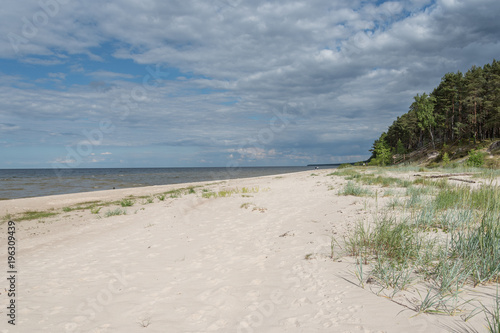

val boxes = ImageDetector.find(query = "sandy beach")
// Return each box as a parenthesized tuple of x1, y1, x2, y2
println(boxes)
(0, 169, 495, 332)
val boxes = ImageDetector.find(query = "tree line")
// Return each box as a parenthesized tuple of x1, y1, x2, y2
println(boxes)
(370, 59, 500, 165)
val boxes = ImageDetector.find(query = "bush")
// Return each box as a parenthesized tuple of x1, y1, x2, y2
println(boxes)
(442, 152, 450, 165)
(466, 149, 484, 167)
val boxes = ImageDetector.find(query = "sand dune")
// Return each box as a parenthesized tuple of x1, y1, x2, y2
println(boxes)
(0, 169, 491, 332)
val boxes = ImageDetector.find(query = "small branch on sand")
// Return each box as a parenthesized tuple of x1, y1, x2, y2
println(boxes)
(448, 178, 476, 184)
(413, 173, 475, 178)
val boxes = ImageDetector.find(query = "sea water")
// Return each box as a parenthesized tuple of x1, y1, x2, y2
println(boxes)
(0, 166, 321, 200)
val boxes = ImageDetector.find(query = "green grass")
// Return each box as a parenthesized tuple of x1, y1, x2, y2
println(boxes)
(483, 289, 500, 333)
(202, 191, 217, 199)
(162, 186, 200, 198)
(120, 198, 134, 207)
(104, 208, 127, 217)
(59, 201, 105, 213)
(201, 187, 260, 199)
(333, 168, 361, 178)
(338, 181, 372, 197)
(340, 167, 500, 320)
(143, 197, 154, 204)
(18, 210, 59, 221)
(90, 206, 101, 214)
(358, 175, 403, 187)
(241, 186, 259, 193)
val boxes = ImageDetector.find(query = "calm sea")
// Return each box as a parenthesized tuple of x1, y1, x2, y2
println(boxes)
(0, 166, 327, 200)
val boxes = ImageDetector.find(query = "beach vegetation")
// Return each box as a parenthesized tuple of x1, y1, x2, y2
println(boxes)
(217, 190, 232, 197)
(338, 181, 372, 197)
(338, 163, 353, 169)
(467, 149, 485, 167)
(18, 210, 58, 221)
(104, 208, 127, 217)
(332, 168, 360, 178)
(90, 206, 101, 214)
(161, 186, 201, 198)
(143, 197, 154, 204)
(482, 289, 500, 333)
(120, 198, 134, 207)
(202, 191, 217, 198)
(1, 213, 12, 224)
(156, 194, 166, 201)
(442, 152, 450, 165)
(166, 189, 183, 198)
(241, 186, 259, 193)
(201, 187, 260, 199)
(137, 316, 152, 328)
(340, 169, 500, 320)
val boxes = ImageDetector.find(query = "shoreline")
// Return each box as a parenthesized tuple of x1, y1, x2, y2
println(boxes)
(0, 166, 316, 201)
(0, 170, 313, 216)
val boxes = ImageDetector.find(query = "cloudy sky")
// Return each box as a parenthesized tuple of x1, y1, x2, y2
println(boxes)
(0, 0, 499, 168)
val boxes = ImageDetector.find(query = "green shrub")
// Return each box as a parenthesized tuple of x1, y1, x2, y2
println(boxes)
(442, 152, 450, 165)
(466, 149, 484, 167)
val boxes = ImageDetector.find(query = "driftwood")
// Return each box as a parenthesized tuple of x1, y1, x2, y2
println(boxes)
(448, 178, 476, 184)
(413, 173, 474, 178)
(413, 173, 477, 183)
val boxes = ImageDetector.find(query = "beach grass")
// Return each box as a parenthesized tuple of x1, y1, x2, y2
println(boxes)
(202, 186, 260, 199)
(483, 290, 500, 333)
(338, 166, 500, 318)
(17, 210, 59, 221)
(120, 198, 135, 207)
(90, 206, 101, 214)
(104, 208, 127, 217)
(338, 181, 372, 197)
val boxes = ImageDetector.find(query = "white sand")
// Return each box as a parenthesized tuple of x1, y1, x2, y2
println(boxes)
(0, 169, 491, 332)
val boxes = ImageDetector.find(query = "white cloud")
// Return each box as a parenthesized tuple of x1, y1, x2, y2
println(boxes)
(1, 0, 499, 167)
(87, 71, 136, 79)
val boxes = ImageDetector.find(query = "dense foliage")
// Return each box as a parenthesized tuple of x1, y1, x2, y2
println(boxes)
(370, 60, 500, 164)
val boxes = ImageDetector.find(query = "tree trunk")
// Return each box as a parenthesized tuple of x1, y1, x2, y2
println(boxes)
(451, 96, 455, 142)
(429, 127, 435, 149)
(474, 99, 477, 143)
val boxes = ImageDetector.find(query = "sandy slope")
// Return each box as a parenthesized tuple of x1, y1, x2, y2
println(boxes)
(0, 169, 490, 332)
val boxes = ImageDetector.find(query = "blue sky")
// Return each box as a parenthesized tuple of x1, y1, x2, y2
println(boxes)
(1, 0, 500, 168)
